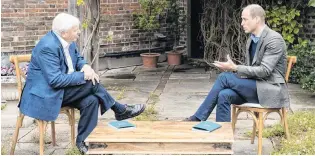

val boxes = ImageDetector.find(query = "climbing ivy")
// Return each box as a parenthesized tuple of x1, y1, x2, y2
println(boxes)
(266, 6, 304, 47)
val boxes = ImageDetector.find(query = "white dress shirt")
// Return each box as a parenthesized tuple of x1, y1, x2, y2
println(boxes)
(53, 31, 75, 74)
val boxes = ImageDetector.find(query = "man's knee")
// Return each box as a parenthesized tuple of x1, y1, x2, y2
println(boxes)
(218, 89, 234, 99)
(217, 72, 234, 79)
(84, 81, 102, 92)
(80, 95, 99, 110)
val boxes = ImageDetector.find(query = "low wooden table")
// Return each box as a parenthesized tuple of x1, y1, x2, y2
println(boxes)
(86, 121, 234, 155)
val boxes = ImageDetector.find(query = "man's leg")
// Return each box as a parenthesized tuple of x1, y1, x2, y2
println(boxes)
(216, 89, 245, 122)
(192, 72, 259, 121)
(63, 95, 99, 145)
(62, 81, 145, 119)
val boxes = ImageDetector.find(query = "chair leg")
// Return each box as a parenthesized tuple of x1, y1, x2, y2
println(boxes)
(231, 106, 237, 132)
(51, 121, 56, 146)
(37, 120, 46, 155)
(70, 108, 76, 147)
(251, 112, 258, 144)
(251, 119, 256, 144)
(258, 112, 263, 155)
(282, 108, 290, 139)
(10, 113, 25, 155)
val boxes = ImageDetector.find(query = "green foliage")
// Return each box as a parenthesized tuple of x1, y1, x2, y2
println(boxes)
(134, 93, 159, 121)
(246, 110, 315, 154)
(76, 0, 84, 6)
(134, 0, 168, 31)
(309, 0, 315, 7)
(1, 104, 7, 110)
(65, 147, 82, 155)
(271, 110, 315, 155)
(288, 42, 315, 92)
(266, 6, 304, 47)
(166, 0, 186, 49)
(133, 0, 168, 53)
(82, 19, 89, 29)
(301, 71, 315, 92)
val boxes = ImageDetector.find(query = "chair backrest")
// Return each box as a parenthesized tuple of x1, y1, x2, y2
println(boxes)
(285, 56, 297, 83)
(9, 54, 31, 101)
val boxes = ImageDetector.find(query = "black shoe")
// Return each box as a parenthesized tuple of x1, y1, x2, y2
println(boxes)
(183, 116, 201, 122)
(115, 104, 146, 121)
(77, 142, 88, 155)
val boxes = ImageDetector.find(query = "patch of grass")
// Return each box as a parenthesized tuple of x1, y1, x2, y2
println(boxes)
(133, 104, 158, 121)
(245, 110, 315, 155)
(244, 130, 253, 138)
(1, 104, 7, 110)
(133, 93, 159, 121)
(1, 136, 11, 155)
(116, 87, 126, 100)
(65, 147, 81, 155)
(271, 110, 315, 155)
(30, 124, 51, 144)
(1, 144, 7, 155)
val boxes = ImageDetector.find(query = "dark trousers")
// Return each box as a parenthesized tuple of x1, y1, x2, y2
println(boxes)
(62, 81, 117, 145)
(194, 72, 259, 122)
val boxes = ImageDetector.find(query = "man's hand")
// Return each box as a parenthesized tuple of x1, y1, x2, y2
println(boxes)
(91, 72, 100, 85)
(81, 65, 94, 80)
(80, 65, 100, 85)
(212, 55, 237, 71)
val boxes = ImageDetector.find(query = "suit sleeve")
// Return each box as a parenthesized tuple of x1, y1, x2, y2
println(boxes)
(37, 46, 86, 88)
(236, 37, 285, 79)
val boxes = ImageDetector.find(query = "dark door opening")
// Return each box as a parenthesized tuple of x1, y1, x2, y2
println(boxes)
(189, 0, 204, 58)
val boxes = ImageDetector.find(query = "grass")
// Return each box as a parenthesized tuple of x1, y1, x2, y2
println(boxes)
(133, 93, 159, 121)
(272, 110, 315, 155)
(116, 87, 126, 100)
(1, 143, 7, 155)
(1, 104, 7, 110)
(1, 135, 11, 155)
(244, 110, 315, 155)
(65, 147, 81, 155)
(30, 124, 51, 144)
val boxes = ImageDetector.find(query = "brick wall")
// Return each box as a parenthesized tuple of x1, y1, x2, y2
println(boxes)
(1, 0, 187, 56)
(1, 0, 68, 54)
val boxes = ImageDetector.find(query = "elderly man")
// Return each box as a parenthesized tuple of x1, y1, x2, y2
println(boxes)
(185, 4, 289, 122)
(19, 13, 145, 154)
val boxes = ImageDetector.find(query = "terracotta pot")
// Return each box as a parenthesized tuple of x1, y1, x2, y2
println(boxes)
(166, 51, 182, 65)
(140, 53, 161, 68)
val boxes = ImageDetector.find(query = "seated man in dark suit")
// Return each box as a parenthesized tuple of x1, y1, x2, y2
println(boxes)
(19, 13, 145, 154)
(185, 4, 289, 122)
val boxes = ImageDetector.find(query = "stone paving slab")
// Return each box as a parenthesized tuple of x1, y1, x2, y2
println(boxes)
(163, 80, 213, 93)
(169, 73, 211, 80)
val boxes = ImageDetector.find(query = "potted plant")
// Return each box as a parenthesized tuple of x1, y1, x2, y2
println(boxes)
(166, 0, 186, 65)
(134, 0, 168, 68)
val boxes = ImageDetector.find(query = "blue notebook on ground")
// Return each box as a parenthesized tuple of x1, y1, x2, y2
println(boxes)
(108, 120, 136, 130)
(192, 121, 222, 132)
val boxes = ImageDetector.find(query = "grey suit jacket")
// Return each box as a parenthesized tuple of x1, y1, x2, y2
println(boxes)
(236, 26, 290, 108)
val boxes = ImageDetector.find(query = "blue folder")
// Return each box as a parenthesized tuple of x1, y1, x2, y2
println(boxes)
(108, 120, 136, 130)
(192, 121, 221, 132)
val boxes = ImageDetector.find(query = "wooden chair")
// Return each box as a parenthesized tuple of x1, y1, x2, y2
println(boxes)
(9, 54, 76, 155)
(231, 56, 297, 155)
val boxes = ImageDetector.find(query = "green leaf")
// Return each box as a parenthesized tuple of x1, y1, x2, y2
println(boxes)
(309, 0, 315, 7)
(294, 28, 299, 34)
(76, 0, 84, 6)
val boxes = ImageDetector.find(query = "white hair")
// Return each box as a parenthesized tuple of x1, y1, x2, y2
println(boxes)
(52, 13, 80, 34)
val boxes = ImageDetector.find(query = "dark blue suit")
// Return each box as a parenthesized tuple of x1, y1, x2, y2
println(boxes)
(19, 31, 117, 144)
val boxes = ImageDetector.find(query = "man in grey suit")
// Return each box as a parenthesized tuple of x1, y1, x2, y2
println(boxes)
(185, 4, 289, 122)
